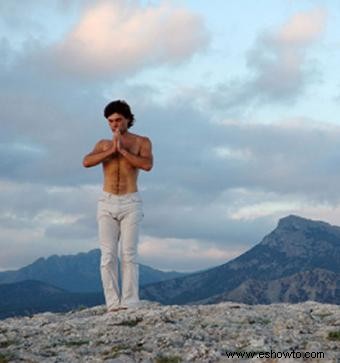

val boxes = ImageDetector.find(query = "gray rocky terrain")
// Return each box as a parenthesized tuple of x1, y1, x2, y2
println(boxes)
(0, 300, 339, 362)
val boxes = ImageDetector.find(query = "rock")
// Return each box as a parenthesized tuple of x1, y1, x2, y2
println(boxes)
(0, 301, 339, 362)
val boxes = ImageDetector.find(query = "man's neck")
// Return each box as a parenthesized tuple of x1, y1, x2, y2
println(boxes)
(121, 130, 130, 138)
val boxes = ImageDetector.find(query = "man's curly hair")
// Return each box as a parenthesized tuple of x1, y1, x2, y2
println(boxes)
(103, 100, 135, 128)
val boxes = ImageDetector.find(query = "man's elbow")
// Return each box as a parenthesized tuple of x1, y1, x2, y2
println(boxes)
(82, 158, 91, 168)
(143, 162, 153, 172)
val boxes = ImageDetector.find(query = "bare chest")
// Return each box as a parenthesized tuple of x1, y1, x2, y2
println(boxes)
(123, 137, 141, 156)
(103, 136, 141, 171)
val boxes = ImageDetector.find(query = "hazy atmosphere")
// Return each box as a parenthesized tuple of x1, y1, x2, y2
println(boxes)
(1, 0, 340, 272)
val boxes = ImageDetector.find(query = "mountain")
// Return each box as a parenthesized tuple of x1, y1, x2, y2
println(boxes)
(196, 268, 340, 305)
(141, 215, 340, 305)
(0, 249, 187, 292)
(0, 280, 104, 319)
(2, 214, 339, 319)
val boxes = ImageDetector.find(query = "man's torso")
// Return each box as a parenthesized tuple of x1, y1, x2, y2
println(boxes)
(101, 133, 143, 195)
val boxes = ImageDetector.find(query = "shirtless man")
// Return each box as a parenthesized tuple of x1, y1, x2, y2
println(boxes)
(83, 100, 153, 312)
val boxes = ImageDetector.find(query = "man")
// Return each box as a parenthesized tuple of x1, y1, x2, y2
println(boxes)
(83, 100, 153, 312)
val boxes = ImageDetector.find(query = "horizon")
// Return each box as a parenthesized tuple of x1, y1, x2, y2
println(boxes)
(1, 213, 334, 273)
(1, 1, 340, 271)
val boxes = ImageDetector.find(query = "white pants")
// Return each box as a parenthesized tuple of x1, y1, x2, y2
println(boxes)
(97, 191, 143, 309)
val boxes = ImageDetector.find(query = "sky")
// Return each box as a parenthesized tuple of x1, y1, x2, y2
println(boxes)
(1, 0, 340, 272)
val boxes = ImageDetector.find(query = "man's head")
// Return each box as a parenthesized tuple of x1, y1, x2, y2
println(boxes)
(104, 100, 135, 133)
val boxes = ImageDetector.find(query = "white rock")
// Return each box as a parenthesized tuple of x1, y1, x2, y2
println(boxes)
(0, 301, 339, 362)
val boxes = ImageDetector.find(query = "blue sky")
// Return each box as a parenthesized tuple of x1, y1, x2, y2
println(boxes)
(1, 0, 340, 272)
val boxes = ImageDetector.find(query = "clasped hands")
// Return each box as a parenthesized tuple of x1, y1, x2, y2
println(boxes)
(110, 129, 126, 155)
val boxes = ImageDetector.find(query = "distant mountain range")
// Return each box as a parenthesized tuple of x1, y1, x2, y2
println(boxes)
(0, 280, 103, 319)
(0, 249, 187, 292)
(0, 249, 186, 319)
(141, 215, 340, 305)
(1, 215, 339, 319)
(0, 250, 187, 319)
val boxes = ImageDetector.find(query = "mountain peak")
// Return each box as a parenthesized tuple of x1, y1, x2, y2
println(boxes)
(278, 214, 320, 228)
(275, 214, 335, 234)
(279, 214, 308, 223)
(258, 214, 340, 258)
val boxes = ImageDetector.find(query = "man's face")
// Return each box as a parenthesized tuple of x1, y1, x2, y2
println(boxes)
(107, 113, 129, 133)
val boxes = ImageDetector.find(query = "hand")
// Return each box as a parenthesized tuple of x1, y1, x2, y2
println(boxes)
(114, 130, 125, 154)
(108, 135, 117, 155)
(115, 130, 121, 151)
(102, 141, 113, 152)
(111, 138, 117, 154)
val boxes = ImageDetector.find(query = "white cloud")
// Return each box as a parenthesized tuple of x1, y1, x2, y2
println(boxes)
(32, 210, 83, 226)
(0, 182, 101, 270)
(139, 235, 243, 271)
(228, 201, 301, 221)
(297, 204, 340, 226)
(276, 7, 326, 45)
(0, 226, 43, 243)
(213, 146, 253, 161)
(247, 7, 327, 102)
(51, 0, 210, 78)
(207, 7, 327, 111)
(0, 2, 339, 274)
(228, 191, 340, 228)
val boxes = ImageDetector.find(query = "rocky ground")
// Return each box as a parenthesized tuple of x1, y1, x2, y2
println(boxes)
(0, 300, 339, 362)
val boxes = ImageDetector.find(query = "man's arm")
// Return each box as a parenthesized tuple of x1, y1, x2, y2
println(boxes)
(82, 139, 117, 168)
(119, 137, 153, 171)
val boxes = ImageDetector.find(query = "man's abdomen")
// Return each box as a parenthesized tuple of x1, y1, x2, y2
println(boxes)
(102, 154, 139, 195)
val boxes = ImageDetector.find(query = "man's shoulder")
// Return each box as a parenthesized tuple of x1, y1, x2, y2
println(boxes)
(98, 138, 112, 145)
(129, 133, 151, 143)
(94, 139, 111, 151)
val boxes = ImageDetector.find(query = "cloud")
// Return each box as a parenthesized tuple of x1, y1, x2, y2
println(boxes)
(0, 1, 209, 184)
(0, 181, 101, 270)
(44, 216, 97, 239)
(0, 1, 46, 32)
(0, 46, 108, 185)
(213, 146, 254, 161)
(275, 7, 326, 45)
(0, 2, 338, 272)
(226, 189, 302, 221)
(208, 7, 327, 111)
(136, 94, 340, 204)
(2, 107, 340, 271)
(247, 7, 326, 101)
(1, 67, 340, 270)
(47, 0, 210, 79)
(139, 235, 244, 272)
